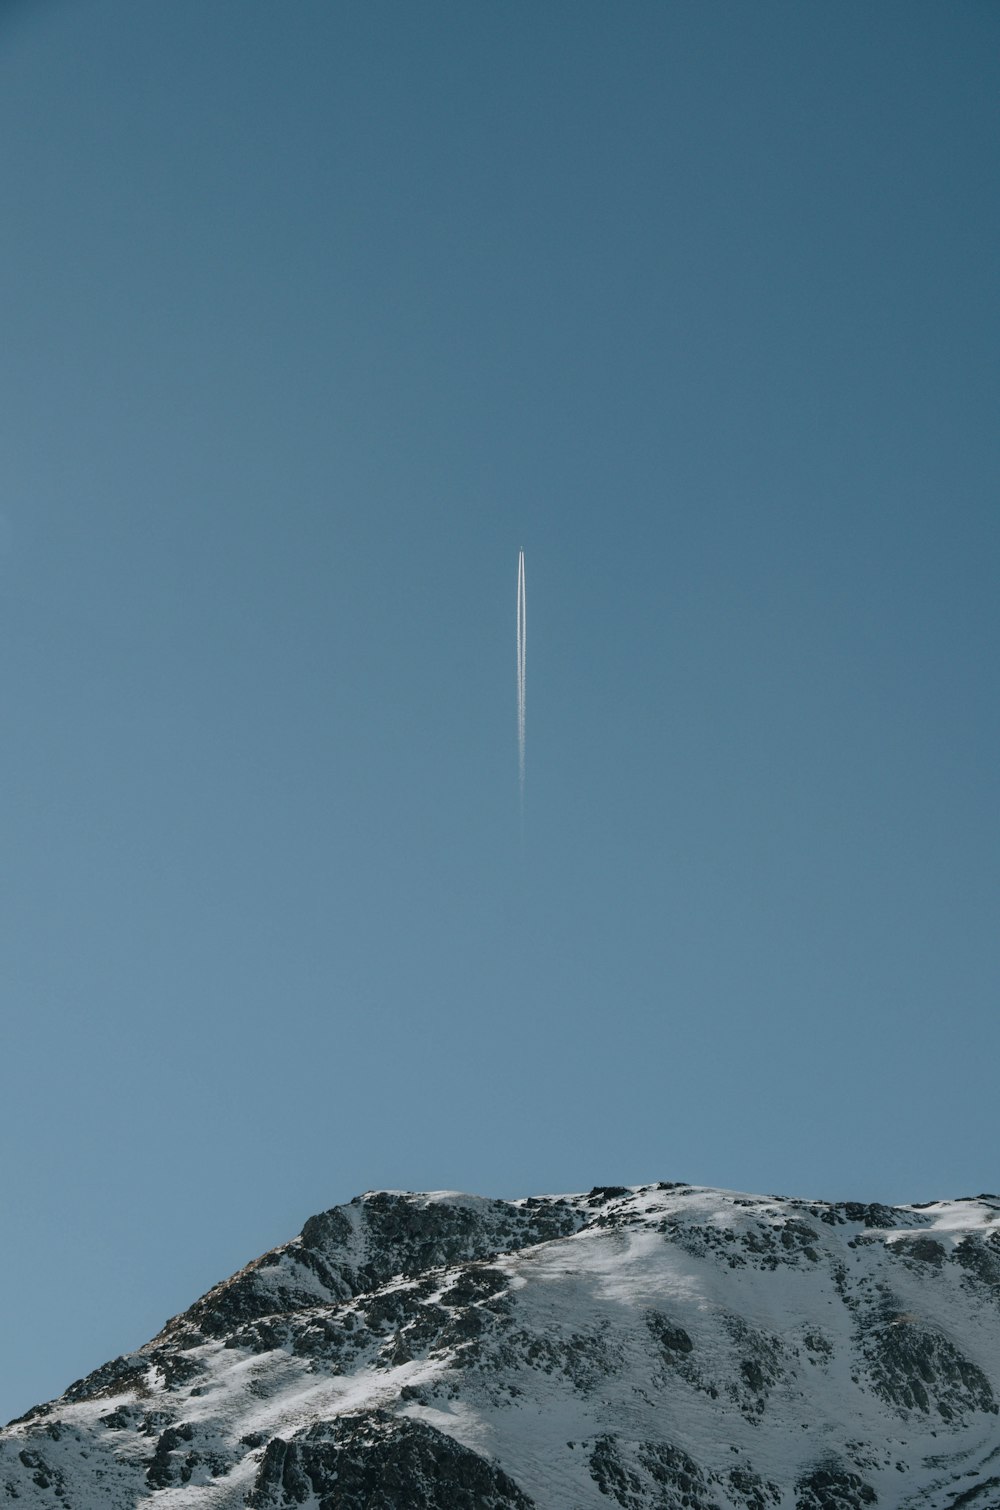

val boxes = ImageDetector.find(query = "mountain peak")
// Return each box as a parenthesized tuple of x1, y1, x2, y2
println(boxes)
(4, 1182, 1000, 1506)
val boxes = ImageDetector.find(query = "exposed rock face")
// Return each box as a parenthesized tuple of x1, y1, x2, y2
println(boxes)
(245, 1412, 535, 1509)
(3, 1184, 1000, 1508)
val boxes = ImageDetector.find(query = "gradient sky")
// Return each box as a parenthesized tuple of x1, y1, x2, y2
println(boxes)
(2, 0, 998, 1425)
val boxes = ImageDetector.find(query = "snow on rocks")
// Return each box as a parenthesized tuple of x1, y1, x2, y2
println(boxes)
(3, 1184, 1000, 1508)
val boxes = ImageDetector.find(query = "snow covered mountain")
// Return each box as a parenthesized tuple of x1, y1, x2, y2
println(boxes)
(4, 1182, 1000, 1509)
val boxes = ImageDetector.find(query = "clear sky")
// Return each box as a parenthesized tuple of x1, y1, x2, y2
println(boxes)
(1, 0, 997, 1426)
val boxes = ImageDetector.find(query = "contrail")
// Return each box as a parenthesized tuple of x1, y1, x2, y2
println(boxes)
(516, 549, 526, 812)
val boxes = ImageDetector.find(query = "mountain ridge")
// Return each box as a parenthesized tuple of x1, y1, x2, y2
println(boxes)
(4, 1182, 1000, 1508)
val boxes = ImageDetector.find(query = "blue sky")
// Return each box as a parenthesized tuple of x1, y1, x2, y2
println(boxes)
(2, 0, 998, 1424)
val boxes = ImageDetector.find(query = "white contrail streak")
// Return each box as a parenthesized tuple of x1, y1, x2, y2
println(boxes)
(516, 549, 526, 810)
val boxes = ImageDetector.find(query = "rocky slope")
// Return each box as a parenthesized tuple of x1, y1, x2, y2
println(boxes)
(3, 1183, 1000, 1508)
